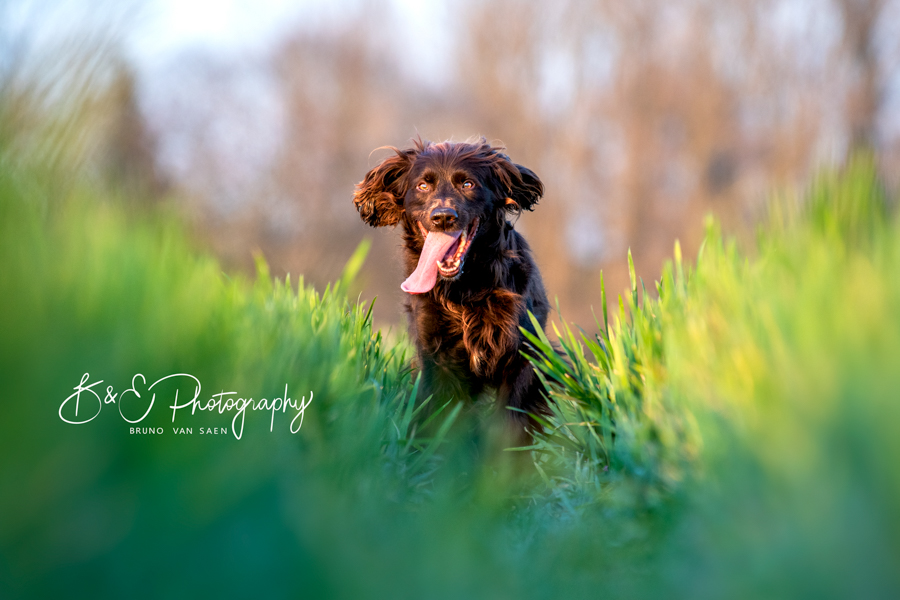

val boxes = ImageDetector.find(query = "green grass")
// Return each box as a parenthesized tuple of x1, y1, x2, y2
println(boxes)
(1, 135, 899, 598)
(525, 153, 900, 598)
(0, 170, 454, 596)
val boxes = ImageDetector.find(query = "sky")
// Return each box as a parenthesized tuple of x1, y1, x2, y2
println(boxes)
(128, 0, 452, 82)
(130, 0, 310, 63)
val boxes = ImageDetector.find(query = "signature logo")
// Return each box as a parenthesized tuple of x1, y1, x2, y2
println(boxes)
(59, 372, 312, 440)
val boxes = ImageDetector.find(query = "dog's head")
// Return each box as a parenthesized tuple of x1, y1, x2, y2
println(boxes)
(353, 138, 543, 293)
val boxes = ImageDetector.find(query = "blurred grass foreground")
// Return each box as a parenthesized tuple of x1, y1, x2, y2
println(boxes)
(2, 47, 900, 600)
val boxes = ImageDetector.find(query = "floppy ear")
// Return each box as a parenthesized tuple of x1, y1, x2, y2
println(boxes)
(491, 155, 544, 214)
(508, 163, 543, 212)
(353, 148, 415, 227)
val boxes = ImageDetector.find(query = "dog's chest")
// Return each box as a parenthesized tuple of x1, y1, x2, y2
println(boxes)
(409, 296, 468, 353)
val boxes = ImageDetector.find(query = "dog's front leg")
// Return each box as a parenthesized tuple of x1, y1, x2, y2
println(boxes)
(497, 357, 546, 434)
(418, 351, 481, 404)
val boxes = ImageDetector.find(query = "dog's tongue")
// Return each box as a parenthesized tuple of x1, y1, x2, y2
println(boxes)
(401, 230, 461, 294)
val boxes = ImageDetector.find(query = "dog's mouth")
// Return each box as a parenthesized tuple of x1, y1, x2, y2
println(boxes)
(422, 220, 478, 278)
(401, 219, 479, 294)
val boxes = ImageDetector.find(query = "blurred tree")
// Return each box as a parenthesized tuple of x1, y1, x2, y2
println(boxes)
(101, 64, 168, 199)
(835, 0, 888, 150)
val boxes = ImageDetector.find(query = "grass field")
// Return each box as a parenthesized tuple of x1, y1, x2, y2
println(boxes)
(1, 136, 899, 598)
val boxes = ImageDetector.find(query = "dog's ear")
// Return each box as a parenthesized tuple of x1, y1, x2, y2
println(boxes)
(353, 148, 415, 227)
(507, 163, 543, 212)
(490, 155, 544, 214)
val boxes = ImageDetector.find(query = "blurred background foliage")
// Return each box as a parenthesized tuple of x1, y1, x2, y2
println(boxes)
(7, 0, 899, 326)
(2, 0, 900, 598)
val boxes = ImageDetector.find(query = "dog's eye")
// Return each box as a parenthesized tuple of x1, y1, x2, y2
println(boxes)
(462, 181, 474, 189)
(417, 182, 429, 191)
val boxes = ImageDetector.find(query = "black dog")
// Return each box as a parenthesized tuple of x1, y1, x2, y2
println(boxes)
(353, 138, 550, 437)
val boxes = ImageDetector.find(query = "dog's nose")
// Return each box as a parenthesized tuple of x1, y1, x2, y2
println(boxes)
(430, 207, 458, 229)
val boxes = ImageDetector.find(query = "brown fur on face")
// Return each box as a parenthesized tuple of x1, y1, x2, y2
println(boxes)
(353, 137, 550, 437)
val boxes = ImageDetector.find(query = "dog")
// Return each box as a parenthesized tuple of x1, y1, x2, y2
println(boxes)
(353, 137, 550, 438)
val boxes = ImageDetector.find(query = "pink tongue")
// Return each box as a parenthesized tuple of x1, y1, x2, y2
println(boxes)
(401, 230, 462, 294)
